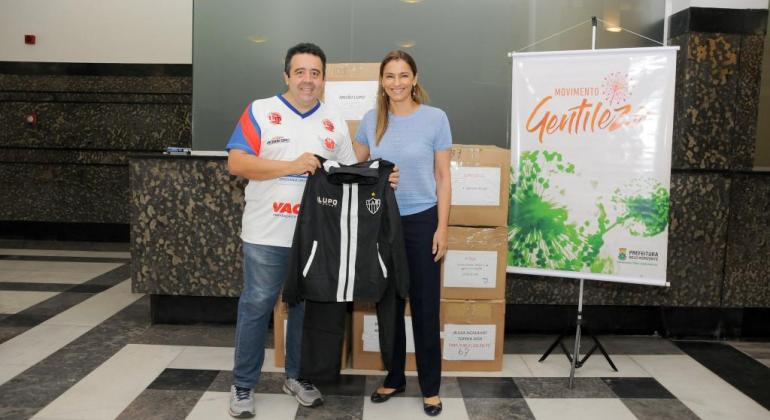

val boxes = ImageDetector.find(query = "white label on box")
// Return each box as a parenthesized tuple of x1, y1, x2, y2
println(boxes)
(324, 81, 379, 121)
(362, 315, 379, 352)
(442, 324, 496, 360)
(450, 166, 501, 206)
(362, 314, 415, 353)
(443, 250, 498, 288)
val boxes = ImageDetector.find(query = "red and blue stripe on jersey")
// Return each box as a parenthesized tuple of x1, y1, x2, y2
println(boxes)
(225, 104, 261, 155)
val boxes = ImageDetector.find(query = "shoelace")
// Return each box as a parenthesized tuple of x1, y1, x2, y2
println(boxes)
(297, 378, 315, 391)
(234, 386, 251, 401)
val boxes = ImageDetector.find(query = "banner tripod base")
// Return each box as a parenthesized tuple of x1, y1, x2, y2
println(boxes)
(537, 278, 618, 388)
(538, 327, 618, 369)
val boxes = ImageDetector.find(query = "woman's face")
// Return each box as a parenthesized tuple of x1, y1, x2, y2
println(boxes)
(381, 59, 417, 104)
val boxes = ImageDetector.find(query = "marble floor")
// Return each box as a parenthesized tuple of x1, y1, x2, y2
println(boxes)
(0, 241, 769, 420)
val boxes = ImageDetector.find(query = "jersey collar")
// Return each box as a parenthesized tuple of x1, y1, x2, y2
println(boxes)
(277, 94, 321, 119)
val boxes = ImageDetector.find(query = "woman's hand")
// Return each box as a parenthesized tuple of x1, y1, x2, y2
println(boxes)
(388, 165, 400, 190)
(432, 226, 448, 262)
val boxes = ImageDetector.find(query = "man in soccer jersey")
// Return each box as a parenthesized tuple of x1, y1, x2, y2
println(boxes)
(224, 43, 397, 418)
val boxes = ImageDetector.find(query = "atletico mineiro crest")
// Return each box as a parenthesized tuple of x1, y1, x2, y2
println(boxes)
(366, 192, 381, 214)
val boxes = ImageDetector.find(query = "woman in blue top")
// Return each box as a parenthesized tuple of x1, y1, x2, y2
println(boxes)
(353, 50, 451, 417)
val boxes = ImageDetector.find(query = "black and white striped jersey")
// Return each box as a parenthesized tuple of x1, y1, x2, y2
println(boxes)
(283, 157, 409, 304)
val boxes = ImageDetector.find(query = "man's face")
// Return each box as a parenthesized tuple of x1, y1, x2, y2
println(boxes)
(283, 53, 324, 110)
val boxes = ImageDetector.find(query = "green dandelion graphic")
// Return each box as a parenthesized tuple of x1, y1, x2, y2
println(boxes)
(508, 150, 669, 274)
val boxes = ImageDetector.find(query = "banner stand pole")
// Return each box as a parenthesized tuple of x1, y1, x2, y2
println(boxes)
(568, 17, 598, 389)
(536, 17, 619, 389)
(569, 279, 585, 388)
(537, 278, 618, 387)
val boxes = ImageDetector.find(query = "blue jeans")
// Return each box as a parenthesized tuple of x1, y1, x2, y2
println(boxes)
(233, 242, 304, 389)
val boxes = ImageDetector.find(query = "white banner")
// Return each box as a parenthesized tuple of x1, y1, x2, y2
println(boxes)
(508, 47, 678, 287)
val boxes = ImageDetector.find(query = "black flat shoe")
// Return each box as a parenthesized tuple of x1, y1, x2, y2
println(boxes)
(370, 386, 405, 403)
(423, 401, 442, 416)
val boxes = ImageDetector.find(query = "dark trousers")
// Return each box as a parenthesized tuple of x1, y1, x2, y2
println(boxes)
(384, 206, 441, 397)
(299, 301, 348, 382)
(300, 284, 401, 382)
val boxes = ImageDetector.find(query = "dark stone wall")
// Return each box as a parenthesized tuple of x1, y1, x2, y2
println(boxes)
(0, 163, 129, 223)
(130, 157, 244, 296)
(130, 158, 769, 309)
(668, 7, 767, 172)
(669, 32, 763, 170)
(0, 63, 192, 225)
(722, 173, 770, 307)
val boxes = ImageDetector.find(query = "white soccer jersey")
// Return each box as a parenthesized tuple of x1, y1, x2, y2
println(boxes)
(226, 95, 357, 247)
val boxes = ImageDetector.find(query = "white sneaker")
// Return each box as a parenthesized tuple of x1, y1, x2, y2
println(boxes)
(229, 385, 255, 418)
(282, 377, 324, 407)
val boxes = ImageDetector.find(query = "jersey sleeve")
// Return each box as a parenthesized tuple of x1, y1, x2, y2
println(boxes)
(225, 103, 262, 155)
(433, 110, 452, 151)
(334, 115, 359, 165)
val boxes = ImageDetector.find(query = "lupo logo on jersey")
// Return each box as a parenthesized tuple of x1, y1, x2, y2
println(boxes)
(272, 201, 300, 216)
(317, 196, 338, 208)
(268, 112, 282, 125)
(323, 137, 336, 151)
(322, 119, 335, 132)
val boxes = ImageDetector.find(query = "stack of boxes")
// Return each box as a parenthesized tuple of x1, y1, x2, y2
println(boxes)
(279, 146, 511, 371)
(440, 227, 507, 371)
(352, 144, 511, 371)
(441, 145, 510, 371)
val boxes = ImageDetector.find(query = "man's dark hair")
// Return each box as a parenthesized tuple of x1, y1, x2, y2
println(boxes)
(284, 43, 327, 78)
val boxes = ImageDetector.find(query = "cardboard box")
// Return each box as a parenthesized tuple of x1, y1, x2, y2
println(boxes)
(352, 302, 417, 371)
(324, 63, 380, 140)
(442, 227, 508, 300)
(274, 302, 350, 368)
(441, 299, 505, 371)
(326, 63, 380, 81)
(352, 300, 505, 372)
(449, 145, 511, 227)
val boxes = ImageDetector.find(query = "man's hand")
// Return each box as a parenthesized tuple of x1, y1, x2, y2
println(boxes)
(432, 226, 448, 262)
(292, 153, 321, 175)
(388, 165, 400, 190)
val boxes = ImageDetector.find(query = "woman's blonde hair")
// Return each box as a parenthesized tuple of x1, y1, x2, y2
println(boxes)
(375, 50, 429, 145)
